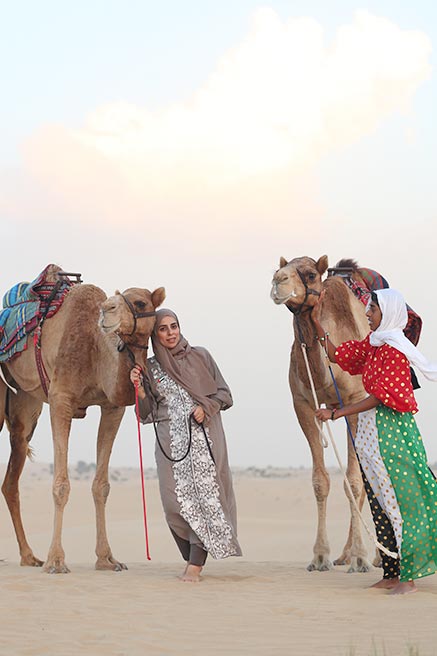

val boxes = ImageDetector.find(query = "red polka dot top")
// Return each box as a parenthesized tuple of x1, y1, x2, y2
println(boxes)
(335, 334, 418, 414)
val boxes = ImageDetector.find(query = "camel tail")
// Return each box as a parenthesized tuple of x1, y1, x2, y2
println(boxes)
(27, 446, 35, 461)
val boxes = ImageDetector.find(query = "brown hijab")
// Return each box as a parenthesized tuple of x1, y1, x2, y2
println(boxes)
(151, 309, 220, 418)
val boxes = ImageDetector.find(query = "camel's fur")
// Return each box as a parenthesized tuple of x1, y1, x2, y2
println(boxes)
(271, 255, 373, 572)
(0, 269, 165, 573)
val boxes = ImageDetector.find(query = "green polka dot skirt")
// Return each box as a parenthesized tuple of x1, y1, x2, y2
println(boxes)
(376, 405, 437, 582)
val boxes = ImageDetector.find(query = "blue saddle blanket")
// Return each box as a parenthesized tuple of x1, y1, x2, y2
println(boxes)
(0, 265, 73, 363)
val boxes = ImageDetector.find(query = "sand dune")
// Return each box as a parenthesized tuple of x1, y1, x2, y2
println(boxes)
(1, 466, 436, 655)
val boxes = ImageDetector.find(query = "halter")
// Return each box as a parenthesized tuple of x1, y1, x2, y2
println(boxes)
(286, 268, 321, 316)
(120, 293, 157, 336)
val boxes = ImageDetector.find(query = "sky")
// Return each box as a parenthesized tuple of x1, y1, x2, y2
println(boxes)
(1, 0, 437, 472)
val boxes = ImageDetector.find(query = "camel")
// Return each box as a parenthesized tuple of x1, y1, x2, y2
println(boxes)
(270, 255, 373, 573)
(0, 265, 165, 573)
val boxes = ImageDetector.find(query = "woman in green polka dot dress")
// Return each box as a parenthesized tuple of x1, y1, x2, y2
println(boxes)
(312, 288, 437, 595)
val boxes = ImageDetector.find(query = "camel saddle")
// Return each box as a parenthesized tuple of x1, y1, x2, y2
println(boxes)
(328, 262, 422, 346)
(0, 264, 82, 363)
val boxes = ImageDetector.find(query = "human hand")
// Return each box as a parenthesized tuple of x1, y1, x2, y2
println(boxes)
(192, 406, 205, 423)
(311, 289, 326, 325)
(130, 365, 143, 388)
(315, 407, 333, 423)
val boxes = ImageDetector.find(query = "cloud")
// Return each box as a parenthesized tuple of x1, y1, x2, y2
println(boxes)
(2, 8, 432, 227)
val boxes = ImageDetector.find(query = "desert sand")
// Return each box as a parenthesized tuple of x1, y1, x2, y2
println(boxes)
(1, 463, 437, 656)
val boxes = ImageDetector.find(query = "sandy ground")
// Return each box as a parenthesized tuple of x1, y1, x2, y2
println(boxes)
(1, 464, 437, 656)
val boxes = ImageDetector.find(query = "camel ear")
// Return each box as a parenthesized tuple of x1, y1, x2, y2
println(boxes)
(115, 289, 121, 295)
(279, 256, 288, 269)
(316, 255, 328, 275)
(152, 287, 166, 309)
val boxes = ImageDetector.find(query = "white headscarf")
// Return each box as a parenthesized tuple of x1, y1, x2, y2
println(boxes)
(369, 289, 437, 382)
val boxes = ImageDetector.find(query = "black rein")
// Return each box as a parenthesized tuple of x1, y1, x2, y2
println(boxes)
(286, 268, 321, 316)
(120, 293, 157, 337)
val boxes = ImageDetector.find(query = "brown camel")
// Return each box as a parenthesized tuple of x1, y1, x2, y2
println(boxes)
(271, 255, 373, 572)
(0, 265, 165, 573)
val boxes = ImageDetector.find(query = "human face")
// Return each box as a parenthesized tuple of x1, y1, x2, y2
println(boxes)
(366, 300, 382, 331)
(156, 315, 181, 349)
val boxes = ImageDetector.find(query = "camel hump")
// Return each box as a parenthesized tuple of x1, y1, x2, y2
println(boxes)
(330, 259, 389, 290)
(55, 283, 107, 322)
(332, 258, 422, 346)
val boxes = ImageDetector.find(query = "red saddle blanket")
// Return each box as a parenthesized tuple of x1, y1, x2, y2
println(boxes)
(329, 264, 422, 346)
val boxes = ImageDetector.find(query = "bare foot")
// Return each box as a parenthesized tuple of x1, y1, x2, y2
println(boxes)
(389, 580, 417, 595)
(180, 564, 202, 583)
(369, 577, 399, 590)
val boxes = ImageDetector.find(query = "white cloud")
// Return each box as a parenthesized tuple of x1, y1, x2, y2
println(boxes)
(2, 8, 432, 226)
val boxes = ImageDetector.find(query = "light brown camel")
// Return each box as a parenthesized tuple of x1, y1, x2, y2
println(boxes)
(271, 255, 373, 573)
(0, 265, 165, 573)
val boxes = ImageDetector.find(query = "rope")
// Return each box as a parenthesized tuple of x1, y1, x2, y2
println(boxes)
(300, 341, 328, 448)
(134, 383, 151, 561)
(299, 341, 398, 560)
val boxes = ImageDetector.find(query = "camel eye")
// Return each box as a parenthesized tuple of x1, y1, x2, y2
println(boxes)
(307, 273, 316, 282)
(134, 300, 146, 310)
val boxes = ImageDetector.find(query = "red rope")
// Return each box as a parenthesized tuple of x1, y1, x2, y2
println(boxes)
(134, 383, 151, 560)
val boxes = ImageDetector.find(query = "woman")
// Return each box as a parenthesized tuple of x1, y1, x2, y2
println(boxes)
(312, 288, 437, 595)
(130, 309, 242, 582)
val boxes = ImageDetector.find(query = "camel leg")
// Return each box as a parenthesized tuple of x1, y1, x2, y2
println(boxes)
(1, 389, 44, 566)
(334, 415, 371, 573)
(43, 393, 73, 574)
(334, 484, 366, 566)
(295, 402, 332, 572)
(93, 405, 127, 571)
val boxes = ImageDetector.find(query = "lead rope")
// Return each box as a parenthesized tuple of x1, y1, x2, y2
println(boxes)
(134, 382, 151, 561)
(299, 340, 398, 559)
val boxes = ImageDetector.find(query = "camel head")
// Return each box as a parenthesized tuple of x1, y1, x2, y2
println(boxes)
(99, 286, 166, 345)
(270, 255, 328, 311)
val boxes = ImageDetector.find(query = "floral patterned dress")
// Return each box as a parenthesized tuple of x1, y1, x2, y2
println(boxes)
(139, 349, 241, 559)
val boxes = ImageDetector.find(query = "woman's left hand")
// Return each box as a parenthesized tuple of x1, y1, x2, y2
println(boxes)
(192, 405, 205, 423)
(315, 408, 332, 423)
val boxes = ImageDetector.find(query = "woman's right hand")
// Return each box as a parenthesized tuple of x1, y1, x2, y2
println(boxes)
(130, 365, 143, 388)
(130, 365, 146, 399)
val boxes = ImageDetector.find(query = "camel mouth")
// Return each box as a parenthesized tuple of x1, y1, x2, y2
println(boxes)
(271, 290, 298, 305)
(99, 318, 121, 334)
(100, 324, 120, 334)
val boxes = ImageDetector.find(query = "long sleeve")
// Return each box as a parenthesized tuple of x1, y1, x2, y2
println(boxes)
(365, 345, 418, 413)
(204, 349, 233, 409)
(193, 347, 233, 420)
(335, 337, 369, 375)
(135, 368, 162, 424)
(137, 393, 154, 424)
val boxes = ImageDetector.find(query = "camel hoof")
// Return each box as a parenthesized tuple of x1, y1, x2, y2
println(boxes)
(43, 562, 71, 574)
(113, 562, 128, 572)
(333, 557, 349, 566)
(95, 558, 128, 571)
(347, 557, 372, 574)
(20, 555, 44, 567)
(307, 556, 333, 572)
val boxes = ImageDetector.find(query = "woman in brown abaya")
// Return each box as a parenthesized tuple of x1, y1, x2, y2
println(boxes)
(130, 309, 241, 582)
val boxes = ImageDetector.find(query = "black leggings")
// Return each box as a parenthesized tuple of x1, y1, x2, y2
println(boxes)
(360, 466, 400, 579)
(170, 529, 208, 567)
